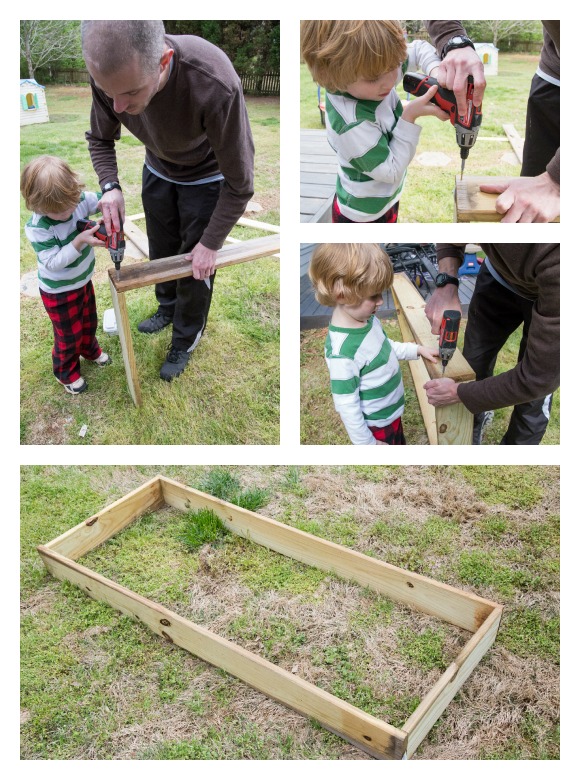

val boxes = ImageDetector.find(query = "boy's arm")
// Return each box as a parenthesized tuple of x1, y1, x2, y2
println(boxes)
(25, 223, 83, 272)
(405, 39, 441, 77)
(327, 357, 377, 445)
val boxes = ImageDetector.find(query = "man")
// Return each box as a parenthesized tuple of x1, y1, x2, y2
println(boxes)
(424, 244, 559, 445)
(81, 21, 254, 380)
(424, 21, 560, 223)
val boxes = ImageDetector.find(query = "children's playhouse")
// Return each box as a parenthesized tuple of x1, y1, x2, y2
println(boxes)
(20, 79, 49, 126)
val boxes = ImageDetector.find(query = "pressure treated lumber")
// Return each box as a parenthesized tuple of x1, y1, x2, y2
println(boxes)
(160, 478, 497, 632)
(109, 278, 142, 406)
(44, 476, 164, 560)
(392, 289, 437, 445)
(123, 217, 149, 256)
(110, 233, 280, 293)
(392, 274, 473, 383)
(392, 273, 475, 445)
(455, 176, 560, 222)
(38, 545, 406, 760)
(107, 233, 279, 405)
(402, 607, 502, 758)
(502, 123, 524, 164)
(38, 477, 502, 760)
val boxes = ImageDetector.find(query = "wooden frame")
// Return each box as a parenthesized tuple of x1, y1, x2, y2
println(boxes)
(108, 218, 280, 406)
(38, 475, 502, 760)
(392, 273, 475, 445)
(455, 176, 560, 222)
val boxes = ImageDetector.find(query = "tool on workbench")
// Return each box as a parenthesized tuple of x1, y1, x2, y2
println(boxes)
(403, 72, 483, 179)
(438, 310, 461, 375)
(76, 218, 125, 279)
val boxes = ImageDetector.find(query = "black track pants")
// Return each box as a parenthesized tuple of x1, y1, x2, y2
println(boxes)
(142, 167, 222, 351)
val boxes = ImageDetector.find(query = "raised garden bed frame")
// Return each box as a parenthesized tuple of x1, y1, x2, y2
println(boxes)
(37, 475, 502, 760)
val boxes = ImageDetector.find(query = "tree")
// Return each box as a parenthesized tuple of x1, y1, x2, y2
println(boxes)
(20, 20, 81, 80)
(462, 20, 542, 48)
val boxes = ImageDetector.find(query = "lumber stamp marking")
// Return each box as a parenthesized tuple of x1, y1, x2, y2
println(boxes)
(392, 273, 475, 445)
(455, 176, 560, 223)
(107, 233, 280, 405)
(38, 476, 502, 761)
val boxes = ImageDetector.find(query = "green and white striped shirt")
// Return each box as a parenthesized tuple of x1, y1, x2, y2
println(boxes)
(326, 40, 440, 221)
(25, 192, 101, 294)
(325, 315, 419, 445)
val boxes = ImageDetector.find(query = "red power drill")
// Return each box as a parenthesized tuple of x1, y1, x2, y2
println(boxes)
(402, 72, 483, 178)
(438, 310, 461, 375)
(76, 218, 125, 278)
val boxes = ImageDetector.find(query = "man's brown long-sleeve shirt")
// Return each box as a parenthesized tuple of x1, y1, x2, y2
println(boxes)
(86, 34, 254, 251)
(436, 243, 560, 415)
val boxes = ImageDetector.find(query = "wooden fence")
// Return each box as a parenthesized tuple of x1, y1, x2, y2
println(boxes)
(43, 68, 280, 96)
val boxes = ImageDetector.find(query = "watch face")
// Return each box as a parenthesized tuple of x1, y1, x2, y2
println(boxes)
(451, 36, 463, 44)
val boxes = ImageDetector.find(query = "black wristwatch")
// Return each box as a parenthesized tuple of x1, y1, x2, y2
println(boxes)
(435, 273, 459, 288)
(441, 35, 475, 59)
(102, 182, 122, 194)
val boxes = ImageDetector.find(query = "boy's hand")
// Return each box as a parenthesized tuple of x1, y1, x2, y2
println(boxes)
(402, 85, 449, 124)
(98, 189, 125, 236)
(417, 345, 439, 363)
(73, 221, 107, 252)
(375, 440, 388, 445)
(424, 377, 460, 406)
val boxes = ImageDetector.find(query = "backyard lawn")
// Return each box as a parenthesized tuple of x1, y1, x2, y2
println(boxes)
(21, 465, 559, 760)
(300, 53, 538, 222)
(20, 87, 280, 445)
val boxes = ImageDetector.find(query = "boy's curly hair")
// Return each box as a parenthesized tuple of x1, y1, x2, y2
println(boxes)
(20, 155, 85, 215)
(300, 20, 407, 93)
(309, 243, 394, 307)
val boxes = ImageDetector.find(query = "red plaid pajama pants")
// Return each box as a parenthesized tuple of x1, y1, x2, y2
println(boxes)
(369, 417, 406, 445)
(40, 281, 102, 384)
(332, 195, 399, 223)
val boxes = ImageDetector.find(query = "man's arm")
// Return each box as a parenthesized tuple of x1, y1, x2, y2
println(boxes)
(186, 83, 255, 279)
(85, 82, 125, 234)
(424, 244, 465, 335)
(423, 21, 485, 114)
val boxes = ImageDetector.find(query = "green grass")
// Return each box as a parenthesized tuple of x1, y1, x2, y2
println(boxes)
(180, 509, 228, 551)
(301, 318, 560, 445)
(300, 53, 538, 222)
(20, 87, 279, 445)
(21, 466, 559, 760)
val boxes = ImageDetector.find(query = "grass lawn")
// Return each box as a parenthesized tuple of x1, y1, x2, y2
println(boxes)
(20, 87, 280, 445)
(21, 465, 559, 760)
(300, 53, 538, 222)
(300, 317, 560, 445)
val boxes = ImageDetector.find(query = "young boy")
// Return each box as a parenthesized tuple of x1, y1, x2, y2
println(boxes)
(309, 244, 438, 444)
(21, 155, 111, 395)
(300, 20, 448, 222)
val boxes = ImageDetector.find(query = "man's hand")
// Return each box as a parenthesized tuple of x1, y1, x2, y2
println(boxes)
(480, 172, 560, 223)
(437, 47, 486, 116)
(187, 243, 218, 280)
(424, 377, 460, 406)
(424, 285, 461, 335)
(98, 189, 125, 235)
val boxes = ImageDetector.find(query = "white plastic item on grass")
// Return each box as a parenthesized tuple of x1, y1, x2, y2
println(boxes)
(103, 308, 118, 335)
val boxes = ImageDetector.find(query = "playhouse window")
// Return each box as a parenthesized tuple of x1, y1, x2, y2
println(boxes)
(483, 53, 490, 64)
(25, 93, 37, 110)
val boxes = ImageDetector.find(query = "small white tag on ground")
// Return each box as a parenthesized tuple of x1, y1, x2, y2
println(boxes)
(103, 308, 118, 334)
(78, 424, 88, 438)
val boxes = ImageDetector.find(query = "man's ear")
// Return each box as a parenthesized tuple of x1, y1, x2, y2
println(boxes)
(160, 48, 174, 71)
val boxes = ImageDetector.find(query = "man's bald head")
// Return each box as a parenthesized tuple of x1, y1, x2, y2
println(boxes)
(81, 20, 166, 77)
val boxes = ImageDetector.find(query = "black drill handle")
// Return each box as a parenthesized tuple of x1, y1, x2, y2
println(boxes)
(76, 218, 108, 242)
(439, 309, 461, 350)
(403, 72, 457, 125)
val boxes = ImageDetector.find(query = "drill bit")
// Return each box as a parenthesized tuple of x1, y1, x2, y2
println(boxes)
(460, 157, 465, 181)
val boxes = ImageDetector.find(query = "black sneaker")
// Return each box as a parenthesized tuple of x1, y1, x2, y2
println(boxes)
(137, 310, 173, 334)
(472, 410, 494, 445)
(160, 346, 191, 381)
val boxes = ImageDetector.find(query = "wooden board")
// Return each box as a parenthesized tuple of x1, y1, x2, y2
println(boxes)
(392, 274, 475, 446)
(391, 274, 474, 383)
(502, 123, 524, 164)
(109, 279, 142, 407)
(110, 233, 280, 293)
(38, 476, 502, 760)
(455, 176, 560, 223)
